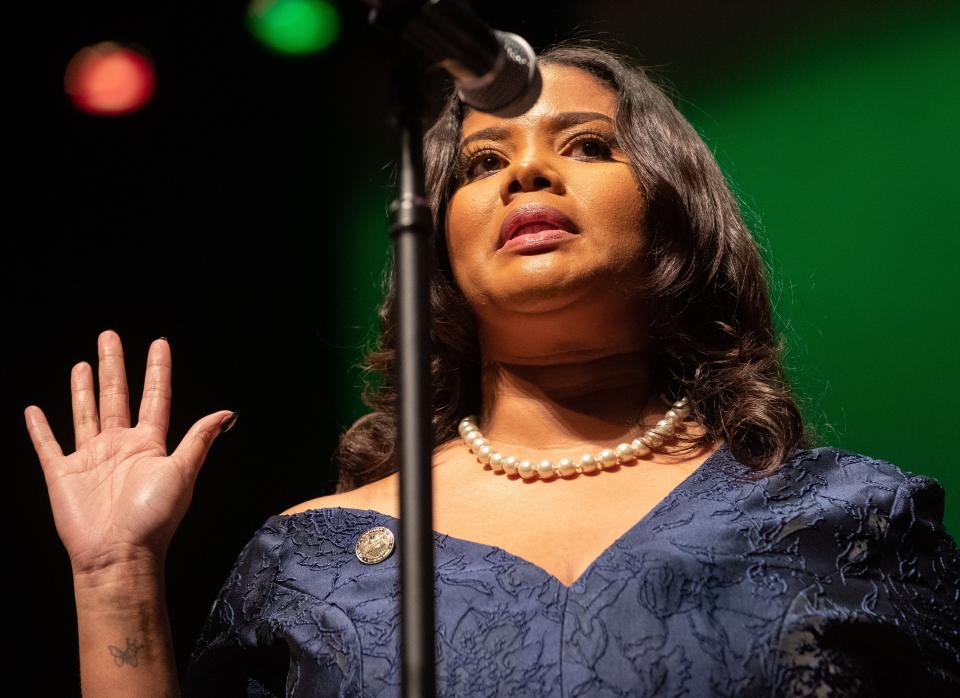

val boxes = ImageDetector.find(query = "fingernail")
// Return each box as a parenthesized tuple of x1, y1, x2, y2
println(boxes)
(158, 336, 169, 344)
(220, 412, 239, 434)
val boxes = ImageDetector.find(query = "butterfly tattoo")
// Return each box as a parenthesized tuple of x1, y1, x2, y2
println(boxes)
(108, 637, 143, 667)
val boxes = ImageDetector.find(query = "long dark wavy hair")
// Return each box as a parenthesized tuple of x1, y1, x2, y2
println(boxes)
(333, 40, 813, 493)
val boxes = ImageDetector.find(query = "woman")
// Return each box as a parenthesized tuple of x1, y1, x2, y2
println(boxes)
(26, 42, 959, 696)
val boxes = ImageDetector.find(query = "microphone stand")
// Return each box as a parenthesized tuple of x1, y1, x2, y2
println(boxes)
(381, 33, 438, 698)
(367, 3, 538, 694)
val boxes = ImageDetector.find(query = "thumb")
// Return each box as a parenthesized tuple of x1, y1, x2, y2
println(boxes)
(170, 411, 238, 479)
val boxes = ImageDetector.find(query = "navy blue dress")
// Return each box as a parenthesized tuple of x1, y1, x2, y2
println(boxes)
(183, 444, 960, 696)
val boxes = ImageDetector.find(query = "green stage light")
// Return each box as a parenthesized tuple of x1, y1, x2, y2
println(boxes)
(247, 0, 340, 55)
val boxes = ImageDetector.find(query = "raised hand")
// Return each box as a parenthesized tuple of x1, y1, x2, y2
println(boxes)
(24, 329, 236, 574)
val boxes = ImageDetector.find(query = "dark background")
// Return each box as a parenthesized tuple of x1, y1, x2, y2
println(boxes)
(6, 0, 958, 691)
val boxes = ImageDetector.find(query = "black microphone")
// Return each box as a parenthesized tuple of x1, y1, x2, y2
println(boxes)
(367, 0, 542, 116)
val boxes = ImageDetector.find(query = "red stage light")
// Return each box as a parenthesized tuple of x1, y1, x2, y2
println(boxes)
(65, 42, 155, 115)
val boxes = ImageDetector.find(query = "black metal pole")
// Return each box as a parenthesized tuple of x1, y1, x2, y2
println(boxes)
(388, 44, 437, 698)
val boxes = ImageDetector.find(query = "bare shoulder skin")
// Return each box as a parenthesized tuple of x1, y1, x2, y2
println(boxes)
(280, 472, 400, 518)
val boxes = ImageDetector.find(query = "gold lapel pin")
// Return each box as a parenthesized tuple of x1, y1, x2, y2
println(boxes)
(355, 526, 395, 564)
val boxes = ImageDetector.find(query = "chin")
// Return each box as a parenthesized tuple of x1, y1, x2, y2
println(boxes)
(480, 276, 592, 316)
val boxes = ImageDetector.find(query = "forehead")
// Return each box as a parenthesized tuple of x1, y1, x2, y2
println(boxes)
(460, 63, 616, 137)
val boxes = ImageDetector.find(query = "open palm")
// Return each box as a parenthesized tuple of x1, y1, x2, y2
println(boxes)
(24, 330, 235, 574)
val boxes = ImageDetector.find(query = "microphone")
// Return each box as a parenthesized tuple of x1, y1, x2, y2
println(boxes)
(367, 0, 542, 116)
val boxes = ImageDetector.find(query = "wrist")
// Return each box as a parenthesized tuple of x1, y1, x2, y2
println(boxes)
(71, 542, 165, 578)
(73, 555, 166, 614)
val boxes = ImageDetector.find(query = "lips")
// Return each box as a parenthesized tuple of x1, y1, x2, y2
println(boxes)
(498, 203, 578, 250)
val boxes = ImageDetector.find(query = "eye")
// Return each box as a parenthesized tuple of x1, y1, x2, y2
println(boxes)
(458, 149, 506, 181)
(566, 133, 615, 160)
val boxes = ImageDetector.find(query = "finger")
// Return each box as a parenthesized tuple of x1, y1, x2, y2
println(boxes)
(137, 338, 171, 441)
(170, 411, 237, 482)
(24, 406, 65, 481)
(97, 329, 131, 430)
(71, 361, 100, 450)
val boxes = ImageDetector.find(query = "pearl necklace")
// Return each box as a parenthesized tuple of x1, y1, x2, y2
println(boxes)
(458, 397, 691, 480)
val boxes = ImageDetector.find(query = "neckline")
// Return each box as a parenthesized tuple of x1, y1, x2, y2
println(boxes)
(275, 441, 731, 591)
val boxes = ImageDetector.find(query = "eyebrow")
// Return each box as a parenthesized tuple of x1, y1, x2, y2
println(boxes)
(458, 111, 614, 152)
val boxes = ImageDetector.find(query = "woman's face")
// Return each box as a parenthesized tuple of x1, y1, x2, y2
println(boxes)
(445, 63, 648, 321)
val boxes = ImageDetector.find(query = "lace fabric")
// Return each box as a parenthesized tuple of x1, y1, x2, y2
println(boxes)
(182, 444, 960, 696)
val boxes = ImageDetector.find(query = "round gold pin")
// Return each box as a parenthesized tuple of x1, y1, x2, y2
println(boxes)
(355, 526, 395, 564)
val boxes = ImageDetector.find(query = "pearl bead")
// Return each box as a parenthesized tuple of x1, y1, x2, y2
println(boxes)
(537, 460, 556, 478)
(652, 418, 674, 437)
(517, 460, 536, 480)
(580, 455, 599, 474)
(558, 458, 577, 477)
(502, 455, 518, 475)
(599, 449, 617, 467)
(489, 452, 504, 472)
(665, 409, 681, 422)
(673, 397, 689, 408)
(463, 429, 480, 444)
(631, 438, 650, 458)
(477, 445, 493, 463)
(615, 443, 635, 463)
(642, 430, 665, 448)
(470, 436, 488, 451)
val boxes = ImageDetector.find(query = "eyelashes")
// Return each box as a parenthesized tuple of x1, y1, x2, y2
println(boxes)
(455, 132, 617, 183)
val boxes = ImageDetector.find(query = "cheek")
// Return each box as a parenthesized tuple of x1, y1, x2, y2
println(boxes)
(445, 190, 495, 265)
(581, 179, 648, 258)
(444, 195, 487, 296)
(444, 196, 469, 272)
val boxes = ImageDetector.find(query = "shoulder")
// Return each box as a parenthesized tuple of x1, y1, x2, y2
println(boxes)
(779, 444, 937, 501)
(770, 445, 951, 545)
(793, 444, 910, 477)
(717, 445, 949, 547)
(719, 444, 927, 508)
(278, 492, 356, 517)
(279, 471, 400, 517)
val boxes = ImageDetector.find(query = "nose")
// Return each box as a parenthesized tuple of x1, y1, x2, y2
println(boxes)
(499, 151, 566, 203)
